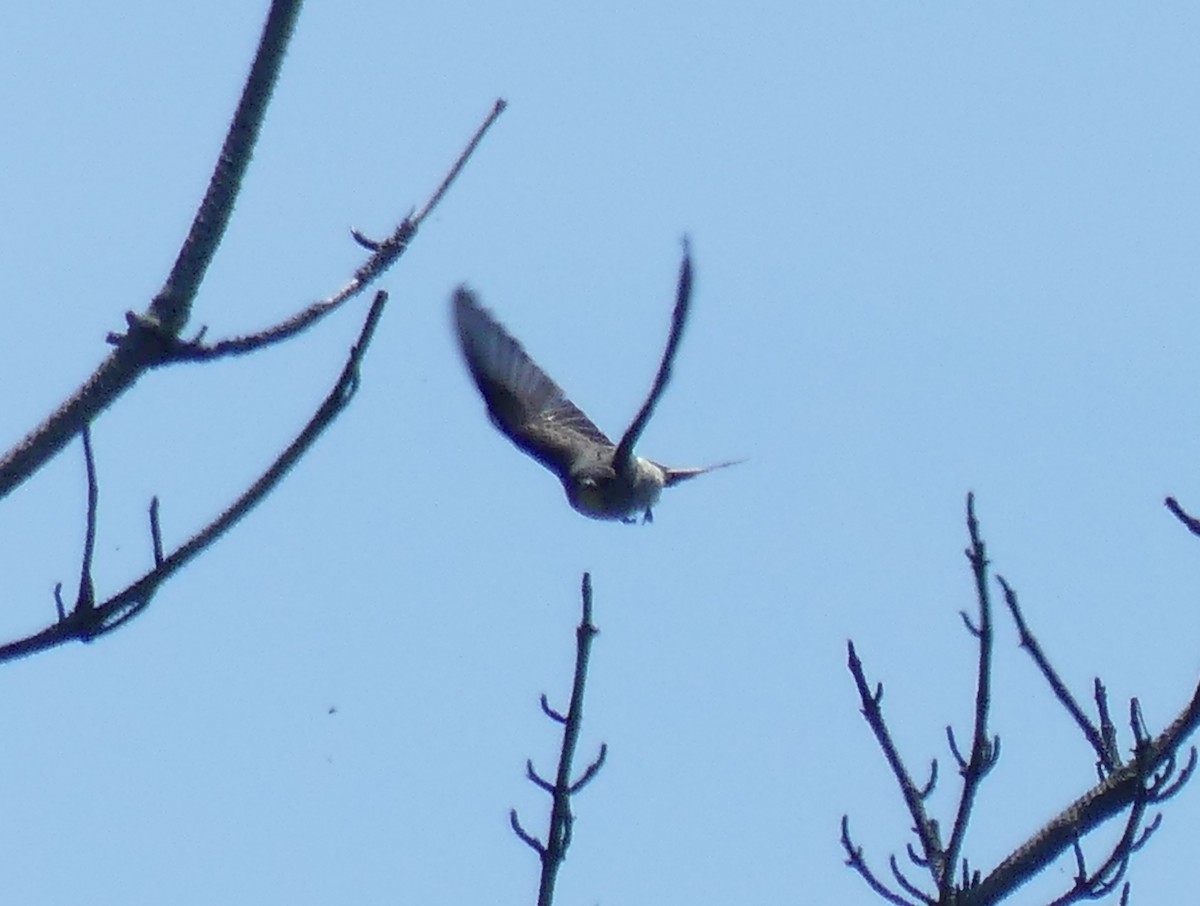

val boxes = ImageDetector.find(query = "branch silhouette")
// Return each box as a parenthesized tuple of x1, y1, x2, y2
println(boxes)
(844, 493, 1200, 905)
(0, 0, 302, 501)
(510, 573, 607, 906)
(0, 292, 389, 662)
(0, 3, 504, 659)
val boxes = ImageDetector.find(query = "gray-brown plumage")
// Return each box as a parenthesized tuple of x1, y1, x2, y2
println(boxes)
(452, 246, 737, 522)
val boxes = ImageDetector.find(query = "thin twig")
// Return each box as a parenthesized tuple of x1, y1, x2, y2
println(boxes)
(1044, 794, 1147, 906)
(413, 98, 506, 225)
(846, 641, 944, 874)
(569, 743, 608, 794)
(509, 810, 544, 855)
(840, 816, 924, 906)
(143, 98, 508, 364)
(149, 497, 164, 568)
(1001, 576, 1115, 772)
(1095, 679, 1118, 774)
(889, 854, 935, 903)
(942, 492, 997, 897)
(0, 292, 390, 662)
(1164, 496, 1200, 536)
(75, 426, 98, 616)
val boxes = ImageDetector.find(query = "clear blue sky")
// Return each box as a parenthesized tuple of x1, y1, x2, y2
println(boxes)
(2, 3, 1199, 903)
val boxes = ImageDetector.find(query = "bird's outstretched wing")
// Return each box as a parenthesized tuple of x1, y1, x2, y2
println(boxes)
(613, 239, 694, 476)
(453, 288, 613, 476)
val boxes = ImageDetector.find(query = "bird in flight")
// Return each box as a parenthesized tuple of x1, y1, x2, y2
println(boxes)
(452, 244, 738, 523)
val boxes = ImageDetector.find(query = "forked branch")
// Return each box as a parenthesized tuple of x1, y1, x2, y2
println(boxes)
(510, 573, 607, 906)
(0, 292, 390, 662)
(847, 494, 1200, 905)
(0, 0, 302, 501)
(0, 0, 504, 505)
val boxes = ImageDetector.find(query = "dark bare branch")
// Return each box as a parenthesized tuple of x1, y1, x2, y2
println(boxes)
(139, 99, 507, 364)
(1095, 679, 1118, 774)
(1152, 748, 1196, 801)
(512, 573, 604, 906)
(509, 809, 545, 855)
(849, 494, 1200, 905)
(149, 497, 164, 568)
(945, 726, 967, 772)
(569, 743, 608, 794)
(1000, 575, 1115, 772)
(906, 842, 928, 868)
(1165, 495, 1200, 536)
(75, 426, 98, 616)
(970, 675, 1200, 904)
(847, 641, 944, 876)
(917, 759, 938, 800)
(0, 0, 302, 502)
(539, 693, 566, 724)
(413, 98, 506, 225)
(0, 292, 390, 662)
(526, 760, 554, 794)
(888, 854, 934, 904)
(150, 0, 302, 334)
(840, 816, 923, 906)
(941, 492, 997, 898)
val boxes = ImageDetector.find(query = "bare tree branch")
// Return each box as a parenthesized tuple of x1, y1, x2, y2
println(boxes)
(137, 98, 507, 364)
(847, 641, 944, 875)
(0, 292, 390, 662)
(0, 0, 302, 501)
(840, 816, 924, 906)
(848, 494, 1200, 905)
(149, 496, 164, 569)
(1164, 495, 1200, 535)
(151, 0, 302, 334)
(510, 573, 606, 906)
(75, 426, 99, 616)
(0, 4, 503, 660)
(1001, 577, 1116, 773)
(941, 493, 1000, 898)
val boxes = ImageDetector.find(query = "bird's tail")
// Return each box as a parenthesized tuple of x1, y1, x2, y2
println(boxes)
(660, 459, 744, 487)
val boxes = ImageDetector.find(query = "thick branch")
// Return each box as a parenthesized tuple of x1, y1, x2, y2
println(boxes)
(967, 655, 1200, 903)
(0, 292, 389, 662)
(0, 0, 301, 502)
(151, 0, 302, 333)
(847, 494, 1200, 906)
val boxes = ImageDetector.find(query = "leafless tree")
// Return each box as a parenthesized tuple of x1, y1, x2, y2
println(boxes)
(15, 6, 1199, 906)
(843, 493, 1200, 905)
(0, 0, 503, 663)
